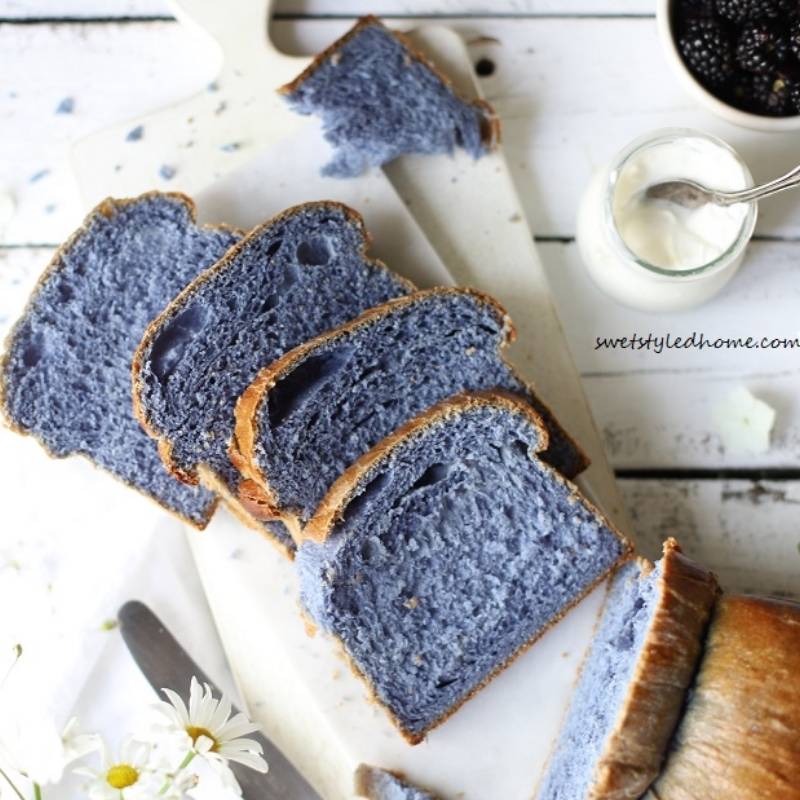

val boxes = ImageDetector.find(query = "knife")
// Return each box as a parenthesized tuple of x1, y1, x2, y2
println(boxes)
(118, 600, 323, 800)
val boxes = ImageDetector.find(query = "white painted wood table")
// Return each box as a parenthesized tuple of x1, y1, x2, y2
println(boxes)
(1, 0, 798, 793)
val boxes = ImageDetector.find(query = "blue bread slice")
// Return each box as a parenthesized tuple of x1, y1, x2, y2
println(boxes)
(279, 16, 500, 177)
(232, 288, 588, 542)
(0, 193, 240, 526)
(132, 202, 415, 554)
(354, 765, 439, 800)
(536, 539, 718, 800)
(297, 392, 631, 744)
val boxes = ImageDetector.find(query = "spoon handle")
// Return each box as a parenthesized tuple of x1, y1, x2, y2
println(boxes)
(715, 163, 800, 206)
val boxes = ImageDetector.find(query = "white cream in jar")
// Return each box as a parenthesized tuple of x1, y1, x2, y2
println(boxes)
(577, 129, 757, 312)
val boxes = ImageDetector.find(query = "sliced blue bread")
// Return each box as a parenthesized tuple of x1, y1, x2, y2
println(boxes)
(0, 193, 240, 526)
(132, 202, 414, 554)
(279, 16, 500, 177)
(233, 288, 588, 541)
(354, 765, 438, 800)
(297, 392, 631, 744)
(536, 538, 719, 800)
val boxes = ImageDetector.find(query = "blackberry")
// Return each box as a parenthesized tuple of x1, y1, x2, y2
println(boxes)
(790, 18, 800, 60)
(736, 22, 789, 74)
(790, 79, 800, 112)
(716, 0, 790, 23)
(679, 19, 735, 87)
(734, 72, 795, 113)
(676, 0, 716, 17)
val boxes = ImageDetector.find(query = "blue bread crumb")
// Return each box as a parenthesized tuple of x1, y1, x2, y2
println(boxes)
(219, 142, 242, 153)
(126, 125, 144, 142)
(55, 97, 75, 114)
(159, 164, 177, 180)
(44, 204, 57, 214)
(207, 81, 220, 92)
(30, 169, 50, 183)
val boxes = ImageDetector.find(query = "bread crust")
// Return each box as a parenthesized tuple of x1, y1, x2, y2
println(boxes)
(278, 15, 501, 151)
(298, 391, 632, 743)
(588, 538, 720, 800)
(195, 465, 295, 558)
(232, 288, 589, 534)
(650, 594, 800, 800)
(0, 191, 237, 529)
(131, 200, 416, 503)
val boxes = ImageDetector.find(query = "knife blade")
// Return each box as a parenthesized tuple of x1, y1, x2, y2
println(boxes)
(118, 600, 323, 800)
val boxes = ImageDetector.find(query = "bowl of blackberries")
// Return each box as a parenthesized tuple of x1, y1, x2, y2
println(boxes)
(658, 0, 800, 129)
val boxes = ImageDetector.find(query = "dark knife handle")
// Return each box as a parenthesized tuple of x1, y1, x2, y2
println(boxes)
(118, 600, 322, 800)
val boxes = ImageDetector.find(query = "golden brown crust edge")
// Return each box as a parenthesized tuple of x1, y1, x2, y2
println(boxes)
(590, 538, 720, 800)
(131, 199, 415, 486)
(230, 287, 515, 525)
(0, 191, 235, 529)
(277, 15, 501, 151)
(650, 594, 800, 800)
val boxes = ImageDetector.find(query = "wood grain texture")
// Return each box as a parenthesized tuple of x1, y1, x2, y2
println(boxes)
(620, 478, 800, 597)
(650, 595, 800, 800)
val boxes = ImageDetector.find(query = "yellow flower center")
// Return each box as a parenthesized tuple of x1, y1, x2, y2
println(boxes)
(106, 764, 139, 789)
(186, 725, 219, 752)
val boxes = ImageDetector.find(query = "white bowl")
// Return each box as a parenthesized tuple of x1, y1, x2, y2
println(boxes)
(656, 0, 800, 132)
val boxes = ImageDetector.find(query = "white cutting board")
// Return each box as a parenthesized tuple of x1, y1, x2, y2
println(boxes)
(70, 6, 632, 798)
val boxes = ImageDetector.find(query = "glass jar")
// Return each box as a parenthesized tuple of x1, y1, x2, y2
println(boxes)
(576, 128, 757, 312)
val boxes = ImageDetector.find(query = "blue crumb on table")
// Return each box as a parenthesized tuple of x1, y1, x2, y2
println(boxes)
(55, 97, 75, 114)
(125, 125, 144, 142)
(44, 204, 57, 214)
(214, 100, 228, 115)
(220, 142, 242, 153)
(207, 81, 220, 92)
(29, 168, 50, 183)
(159, 164, 177, 180)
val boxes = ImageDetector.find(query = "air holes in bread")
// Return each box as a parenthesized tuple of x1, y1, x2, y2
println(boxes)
(296, 236, 331, 266)
(150, 304, 208, 382)
(267, 348, 353, 427)
(22, 333, 45, 367)
(409, 462, 450, 492)
(259, 263, 299, 315)
(341, 471, 390, 526)
(57, 282, 74, 302)
(265, 238, 283, 259)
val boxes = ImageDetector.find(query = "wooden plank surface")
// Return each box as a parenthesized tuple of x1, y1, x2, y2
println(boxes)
(0, 1, 656, 20)
(3, 17, 800, 247)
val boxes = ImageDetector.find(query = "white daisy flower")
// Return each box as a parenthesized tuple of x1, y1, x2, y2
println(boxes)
(0, 713, 99, 787)
(75, 738, 163, 800)
(153, 677, 268, 792)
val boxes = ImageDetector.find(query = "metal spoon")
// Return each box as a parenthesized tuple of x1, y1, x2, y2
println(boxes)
(645, 163, 800, 209)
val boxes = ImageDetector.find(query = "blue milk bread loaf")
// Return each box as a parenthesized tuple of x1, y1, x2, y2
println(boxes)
(354, 764, 438, 800)
(0, 192, 240, 526)
(279, 16, 500, 177)
(132, 202, 414, 554)
(536, 539, 719, 800)
(651, 594, 800, 800)
(232, 288, 588, 542)
(297, 392, 631, 744)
